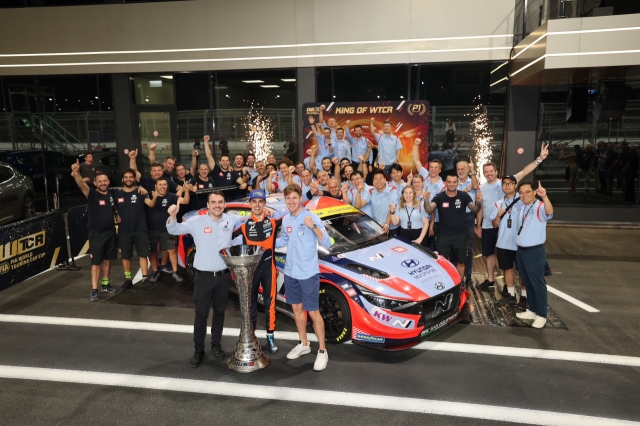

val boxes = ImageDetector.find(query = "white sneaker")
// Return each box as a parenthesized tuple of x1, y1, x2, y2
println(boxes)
(531, 316, 547, 329)
(313, 350, 329, 371)
(286, 342, 311, 359)
(516, 310, 537, 320)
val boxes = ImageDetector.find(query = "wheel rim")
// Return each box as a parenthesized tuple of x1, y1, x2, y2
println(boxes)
(319, 293, 345, 338)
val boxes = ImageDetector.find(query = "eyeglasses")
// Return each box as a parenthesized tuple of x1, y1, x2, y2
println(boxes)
(502, 182, 515, 186)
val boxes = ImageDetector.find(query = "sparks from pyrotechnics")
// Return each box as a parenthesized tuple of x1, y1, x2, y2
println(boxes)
(467, 96, 493, 185)
(244, 104, 274, 162)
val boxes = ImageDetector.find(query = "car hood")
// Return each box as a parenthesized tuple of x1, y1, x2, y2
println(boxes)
(320, 238, 459, 301)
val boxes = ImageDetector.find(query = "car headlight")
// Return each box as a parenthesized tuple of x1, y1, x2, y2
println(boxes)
(354, 284, 408, 310)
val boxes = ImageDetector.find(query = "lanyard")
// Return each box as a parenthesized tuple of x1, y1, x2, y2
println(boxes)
(404, 205, 416, 222)
(517, 202, 536, 236)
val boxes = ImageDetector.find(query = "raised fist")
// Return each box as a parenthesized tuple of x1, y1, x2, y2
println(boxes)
(390, 203, 396, 213)
(192, 149, 199, 157)
(306, 149, 312, 156)
(203, 135, 210, 142)
(346, 120, 351, 126)
(308, 116, 315, 124)
(289, 165, 296, 174)
(332, 157, 339, 165)
(149, 143, 158, 151)
(358, 155, 365, 162)
(304, 215, 315, 229)
(269, 170, 277, 177)
(414, 138, 421, 146)
(476, 190, 483, 203)
(320, 104, 326, 111)
(370, 117, 375, 122)
(167, 204, 179, 216)
(128, 149, 138, 159)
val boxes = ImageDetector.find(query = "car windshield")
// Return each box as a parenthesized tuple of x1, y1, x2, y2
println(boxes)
(319, 212, 387, 255)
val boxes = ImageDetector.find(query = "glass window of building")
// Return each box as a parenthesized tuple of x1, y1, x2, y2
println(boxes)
(132, 75, 175, 105)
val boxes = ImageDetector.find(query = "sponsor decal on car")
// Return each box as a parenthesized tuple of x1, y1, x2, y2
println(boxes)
(420, 313, 457, 337)
(407, 264, 439, 280)
(355, 332, 385, 343)
(434, 282, 445, 290)
(346, 289, 357, 297)
(391, 246, 408, 253)
(401, 259, 419, 268)
(313, 204, 359, 217)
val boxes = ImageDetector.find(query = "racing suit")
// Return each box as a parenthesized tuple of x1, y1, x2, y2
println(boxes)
(232, 214, 281, 333)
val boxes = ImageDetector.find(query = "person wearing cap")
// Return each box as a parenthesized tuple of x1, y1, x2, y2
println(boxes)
(514, 181, 553, 329)
(166, 191, 246, 368)
(476, 143, 549, 291)
(231, 189, 283, 354)
(490, 175, 526, 307)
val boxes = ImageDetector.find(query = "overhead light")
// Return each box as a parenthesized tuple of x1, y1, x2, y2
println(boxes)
(48, 98, 52, 101)
(377, 96, 380, 98)
(149, 80, 162, 87)
(214, 86, 228, 89)
(243, 80, 264, 83)
(332, 96, 336, 98)
(225, 94, 230, 98)
(281, 78, 296, 82)
(160, 75, 173, 79)
(400, 96, 404, 99)
(260, 85, 279, 88)
(95, 96, 98, 99)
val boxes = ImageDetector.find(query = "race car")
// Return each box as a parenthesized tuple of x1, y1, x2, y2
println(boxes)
(177, 193, 471, 351)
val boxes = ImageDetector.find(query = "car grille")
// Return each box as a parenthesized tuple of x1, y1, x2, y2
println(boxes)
(417, 286, 461, 329)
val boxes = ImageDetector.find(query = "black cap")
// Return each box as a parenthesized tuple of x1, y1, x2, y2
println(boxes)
(502, 175, 518, 183)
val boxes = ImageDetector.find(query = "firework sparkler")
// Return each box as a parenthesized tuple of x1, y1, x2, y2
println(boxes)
(468, 97, 493, 184)
(244, 103, 274, 162)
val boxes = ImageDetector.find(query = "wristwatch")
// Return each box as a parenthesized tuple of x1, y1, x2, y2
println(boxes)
(312, 224, 318, 229)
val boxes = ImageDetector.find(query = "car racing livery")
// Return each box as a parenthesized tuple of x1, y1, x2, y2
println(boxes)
(177, 193, 471, 350)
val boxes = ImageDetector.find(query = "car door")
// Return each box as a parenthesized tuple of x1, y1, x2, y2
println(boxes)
(0, 166, 21, 223)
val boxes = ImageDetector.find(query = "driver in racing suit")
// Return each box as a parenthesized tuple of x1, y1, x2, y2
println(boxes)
(232, 189, 282, 353)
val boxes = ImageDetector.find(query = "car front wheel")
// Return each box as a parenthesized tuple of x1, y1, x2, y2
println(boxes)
(318, 285, 352, 343)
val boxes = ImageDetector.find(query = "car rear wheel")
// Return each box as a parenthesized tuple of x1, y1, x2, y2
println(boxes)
(318, 285, 352, 343)
(186, 247, 196, 283)
(22, 197, 35, 219)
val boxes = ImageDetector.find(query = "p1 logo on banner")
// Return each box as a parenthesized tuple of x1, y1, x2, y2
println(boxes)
(0, 211, 69, 292)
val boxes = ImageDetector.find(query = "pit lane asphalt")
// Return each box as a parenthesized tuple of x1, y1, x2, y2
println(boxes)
(0, 226, 638, 425)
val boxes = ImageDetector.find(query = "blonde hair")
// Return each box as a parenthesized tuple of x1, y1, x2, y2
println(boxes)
(399, 186, 419, 209)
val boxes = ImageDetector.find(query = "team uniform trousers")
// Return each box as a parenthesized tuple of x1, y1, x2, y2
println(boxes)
(193, 270, 232, 350)
(516, 244, 547, 317)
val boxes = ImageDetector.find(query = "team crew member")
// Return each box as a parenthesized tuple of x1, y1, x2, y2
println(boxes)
(343, 171, 373, 217)
(390, 186, 429, 245)
(267, 161, 301, 193)
(371, 118, 402, 174)
(146, 178, 191, 283)
(304, 145, 324, 174)
(128, 149, 180, 194)
(114, 168, 157, 291)
(413, 138, 445, 241)
(232, 190, 282, 354)
(212, 154, 246, 198)
(275, 185, 332, 371)
(514, 182, 553, 329)
(332, 128, 351, 162)
(476, 144, 549, 290)
(389, 163, 407, 192)
(79, 152, 97, 186)
(490, 175, 525, 306)
(147, 142, 177, 182)
(166, 191, 245, 367)
(424, 174, 482, 279)
(71, 160, 118, 301)
(307, 178, 343, 200)
(345, 121, 373, 171)
(455, 160, 478, 285)
(370, 170, 399, 235)
(309, 116, 335, 159)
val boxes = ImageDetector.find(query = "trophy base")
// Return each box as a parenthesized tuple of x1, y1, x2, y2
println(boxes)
(227, 352, 270, 373)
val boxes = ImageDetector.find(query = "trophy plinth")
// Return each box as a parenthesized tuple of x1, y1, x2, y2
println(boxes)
(219, 245, 269, 373)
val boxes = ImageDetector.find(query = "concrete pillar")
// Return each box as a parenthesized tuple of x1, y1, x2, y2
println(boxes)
(296, 67, 316, 161)
(503, 85, 540, 180)
(111, 73, 137, 173)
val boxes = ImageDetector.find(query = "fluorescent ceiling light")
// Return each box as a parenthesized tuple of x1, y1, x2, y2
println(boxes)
(214, 86, 228, 89)
(149, 80, 162, 87)
(160, 75, 173, 79)
(260, 85, 280, 88)
(243, 80, 264, 83)
(281, 78, 296, 82)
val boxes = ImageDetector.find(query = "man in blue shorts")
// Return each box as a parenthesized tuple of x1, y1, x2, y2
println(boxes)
(275, 184, 332, 371)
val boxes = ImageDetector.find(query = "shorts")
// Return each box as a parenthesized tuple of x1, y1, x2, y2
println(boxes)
(436, 234, 467, 263)
(88, 228, 117, 265)
(148, 230, 176, 251)
(119, 231, 150, 259)
(284, 274, 320, 312)
(481, 227, 499, 256)
(496, 247, 517, 270)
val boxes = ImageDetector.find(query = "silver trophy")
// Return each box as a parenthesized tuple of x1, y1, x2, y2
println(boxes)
(219, 244, 270, 373)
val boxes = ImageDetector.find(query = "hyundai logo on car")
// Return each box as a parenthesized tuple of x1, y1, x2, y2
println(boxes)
(401, 259, 420, 268)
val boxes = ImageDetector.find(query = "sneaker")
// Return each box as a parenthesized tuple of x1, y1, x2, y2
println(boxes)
(89, 289, 99, 302)
(101, 284, 117, 294)
(212, 343, 225, 360)
(172, 272, 184, 283)
(121, 278, 133, 290)
(160, 264, 173, 274)
(516, 296, 528, 311)
(286, 342, 311, 359)
(476, 279, 495, 290)
(313, 350, 329, 371)
(516, 309, 537, 320)
(190, 349, 204, 368)
(141, 279, 155, 290)
(149, 271, 162, 283)
(267, 334, 279, 354)
(497, 294, 516, 305)
(532, 316, 547, 329)
(500, 285, 509, 298)
(464, 274, 473, 285)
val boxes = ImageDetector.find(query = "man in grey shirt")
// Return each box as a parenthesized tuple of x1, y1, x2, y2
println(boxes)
(166, 190, 244, 368)
(80, 152, 97, 187)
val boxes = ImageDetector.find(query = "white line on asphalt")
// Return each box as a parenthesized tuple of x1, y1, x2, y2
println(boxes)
(0, 365, 637, 426)
(1, 314, 638, 368)
(547, 285, 600, 313)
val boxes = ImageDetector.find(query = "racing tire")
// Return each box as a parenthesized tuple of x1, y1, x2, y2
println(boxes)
(186, 246, 196, 284)
(22, 197, 35, 220)
(318, 285, 352, 343)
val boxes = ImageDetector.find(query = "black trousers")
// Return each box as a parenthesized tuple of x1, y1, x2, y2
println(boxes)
(251, 260, 277, 333)
(193, 270, 231, 350)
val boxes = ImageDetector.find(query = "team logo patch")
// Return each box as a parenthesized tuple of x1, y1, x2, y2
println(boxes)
(198, 184, 204, 189)
(117, 198, 124, 203)
(443, 202, 449, 208)
(287, 226, 292, 233)
(204, 227, 212, 233)
(99, 200, 106, 206)
(391, 246, 408, 253)
(401, 259, 420, 268)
